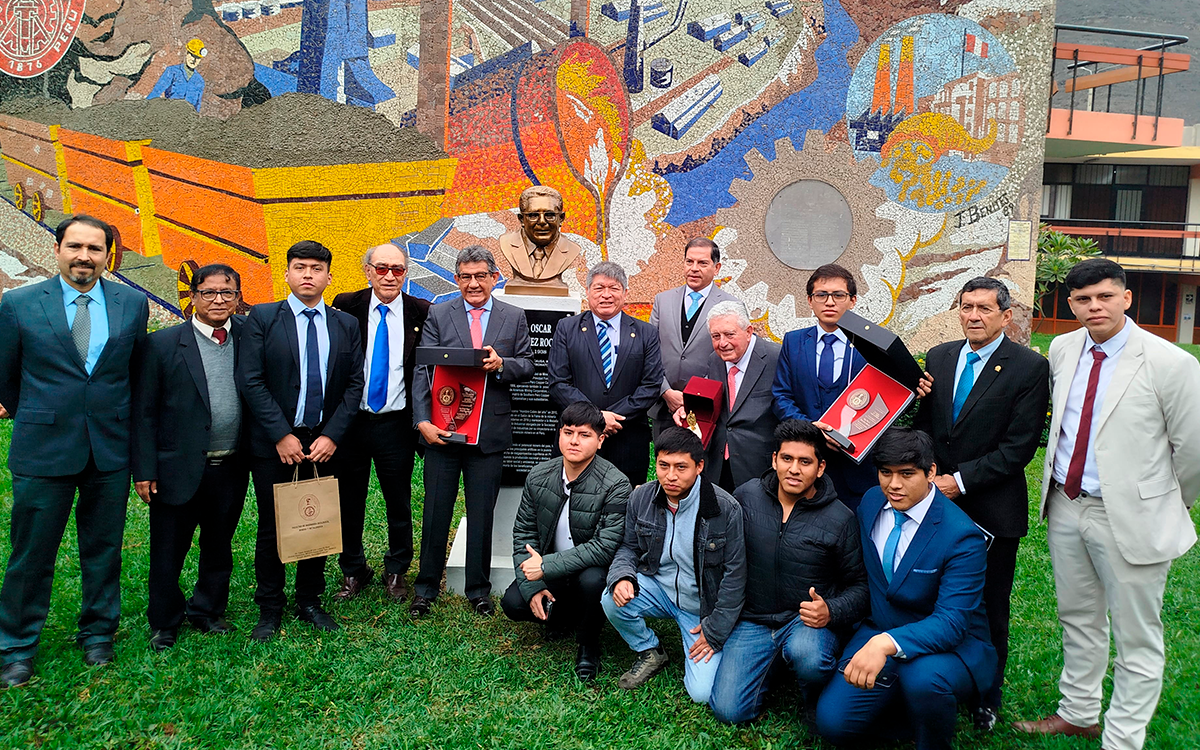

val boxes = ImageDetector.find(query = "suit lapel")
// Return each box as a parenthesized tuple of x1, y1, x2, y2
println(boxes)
(280, 302, 300, 373)
(180, 323, 211, 414)
(582, 313, 605, 376)
(483, 301, 503, 348)
(955, 340, 1010, 426)
(449, 297, 473, 348)
(402, 294, 421, 362)
(729, 339, 767, 417)
(1095, 324, 1145, 432)
(933, 345, 957, 428)
(40, 278, 85, 372)
(1049, 330, 1087, 442)
(91, 279, 124, 374)
(325, 307, 342, 389)
(888, 493, 943, 595)
(802, 328, 819, 403)
(859, 493, 890, 587)
(613, 314, 637, 382)
(667, 287, 685, 345)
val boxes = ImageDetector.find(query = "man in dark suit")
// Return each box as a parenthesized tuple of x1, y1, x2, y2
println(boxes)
(548, 261, 664, 487)
(649, 237, 737, 441)
(815, 428, 997, 750)
(411, 246, 534, 617)
(237, 240, 365, 641)
(676, 299, 780, 491)
(132, 264, 250, 651)
(914, 276, 1050, 730)
(0, 215, 149, 687)
(330, 242, 430, 602)
(772, 264, 874, 511)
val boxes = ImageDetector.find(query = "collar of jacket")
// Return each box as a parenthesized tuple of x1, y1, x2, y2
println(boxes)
(758, 470, 838, 510)
(564, 456, 600, 492)
(653, 476, 720, 518)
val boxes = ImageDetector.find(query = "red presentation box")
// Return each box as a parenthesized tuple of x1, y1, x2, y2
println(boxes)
(819, 364, 914, 463)
(682, 376, 725, 449)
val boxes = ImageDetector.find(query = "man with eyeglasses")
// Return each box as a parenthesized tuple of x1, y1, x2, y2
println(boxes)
(411, 246, 534, 617)
(498, 185, 584, 295)
(330, 243, 430, 603)
(132, 264, 250, 651)
(772, 264, 875, 511)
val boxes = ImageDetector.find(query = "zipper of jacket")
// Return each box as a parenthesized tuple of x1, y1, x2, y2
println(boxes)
(668, 509, 682, 608)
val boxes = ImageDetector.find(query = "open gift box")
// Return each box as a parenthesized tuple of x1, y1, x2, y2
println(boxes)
(682, 376, 725, 449)
(416, 347, 489, 445)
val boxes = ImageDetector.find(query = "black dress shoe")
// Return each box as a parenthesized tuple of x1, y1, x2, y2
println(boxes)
(296, 604, 339, 632)
(188, 616, 235, 634)
(333, 568, 373, 602)
(149, 629, 178, 652)
(973, 706, 999, 732)
(409, 596, 432, 618)
(575, 644, 601, 681)
(469, 597, 495, 617)
(1, 659, 33, 688)
(82, 642, 114, 666)
(383, 573, 409, 602)
(250, 611, 282, 643)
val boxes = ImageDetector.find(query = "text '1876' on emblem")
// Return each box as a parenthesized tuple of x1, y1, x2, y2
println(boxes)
(0, 0, 87, 78)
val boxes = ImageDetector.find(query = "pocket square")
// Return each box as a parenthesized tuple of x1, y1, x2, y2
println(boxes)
(912, 568, 940, 574)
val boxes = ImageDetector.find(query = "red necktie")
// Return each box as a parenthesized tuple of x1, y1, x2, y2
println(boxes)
(1063, 347, 1106, 499)
(468, 308, 484, 349)
(212, 327, 227, 345)
(725, 365, 739, 459)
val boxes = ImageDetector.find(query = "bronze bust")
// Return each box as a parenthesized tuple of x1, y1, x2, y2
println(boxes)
(499, 185, 583, 296)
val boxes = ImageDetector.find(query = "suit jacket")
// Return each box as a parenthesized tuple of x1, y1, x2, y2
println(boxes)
(649, 284, 738, 430)
(702, 337, 781, 487)
(330, 287, 430, 408)
(0, 276, 149, 476)
(914, 337, 1050, 538)
(132, 317, 249, 504)
(412, 295, 534, 454)
(547, 311, 665, 445)
(236, 300, 365, 458)
(1041, 321, 1200, 564)
(855, 486, 998, 694)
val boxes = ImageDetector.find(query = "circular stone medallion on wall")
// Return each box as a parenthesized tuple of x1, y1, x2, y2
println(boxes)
(764, 179, 854, 270)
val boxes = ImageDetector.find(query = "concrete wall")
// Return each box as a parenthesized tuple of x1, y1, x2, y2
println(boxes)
(0, 0, 1056, 348)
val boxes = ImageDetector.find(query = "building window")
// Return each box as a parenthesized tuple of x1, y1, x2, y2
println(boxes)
(998, 101, 1007, 118)
(987, 103, 996, 119)
(998, 123, 1006, 141)
(1009, 124, 1019, 143)
(1011, 102, 1020, 120)
(1012, 79, 1020, 96)
(989, 81, 997, 97)
(999, 81, 1008, 97)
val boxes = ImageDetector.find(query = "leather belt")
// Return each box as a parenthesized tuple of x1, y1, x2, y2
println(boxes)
(206, 450, 237, 466)
(1050, 479, 1101, 500)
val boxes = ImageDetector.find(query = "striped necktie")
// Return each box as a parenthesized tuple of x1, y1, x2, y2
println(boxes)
(598, 320, 614, 387)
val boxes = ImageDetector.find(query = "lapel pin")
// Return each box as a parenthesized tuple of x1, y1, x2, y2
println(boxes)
(995, 365, 1002, 372)
(630, 332, 636, 338)
(582, 326, 588, 332)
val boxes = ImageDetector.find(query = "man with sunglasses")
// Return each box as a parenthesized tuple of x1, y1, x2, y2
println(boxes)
(330, 243, 430, 603)
(132, 264, 250, 651)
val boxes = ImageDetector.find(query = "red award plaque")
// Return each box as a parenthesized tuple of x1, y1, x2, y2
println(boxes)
(681, 376, 725, 449)
(818, 364, 914, 464)
(429, 365, 487, 445)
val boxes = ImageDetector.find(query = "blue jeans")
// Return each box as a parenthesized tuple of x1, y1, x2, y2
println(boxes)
(709, 617, 842, 723)
(601, 573, 722, 703)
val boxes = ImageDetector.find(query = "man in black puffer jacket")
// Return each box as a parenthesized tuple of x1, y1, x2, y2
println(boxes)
(710, 419, 869, 723)
(502, 402, 631, 681)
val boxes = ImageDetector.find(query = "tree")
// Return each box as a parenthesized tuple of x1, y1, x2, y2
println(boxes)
(1035, 224, 1100, 315)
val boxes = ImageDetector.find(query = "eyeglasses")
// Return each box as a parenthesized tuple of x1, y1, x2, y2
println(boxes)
(810, 291, 851, 302)
(519, 211, 563, 222)
(457, 272, 495, 283)
(370, 264, 406, 277)
(196, 290, 239, 302)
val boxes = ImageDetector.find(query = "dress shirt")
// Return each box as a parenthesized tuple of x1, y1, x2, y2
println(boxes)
(60, 276, 108, 374)
(553, 465, 576, 553)
(950, 334, 1005, 492)
(1051, 317, 1132, 495)
(191, 316, 231, 345)
(360, 292, 407, 413)
(287, 293, 330, 427)
(871, 484, 936, 658)
(814, 325, 849, 382)
(725, 335, 757, 404)
(466, 295, 494, 340)
(592, 311, 622, 371)
(688, 282, 713, 305)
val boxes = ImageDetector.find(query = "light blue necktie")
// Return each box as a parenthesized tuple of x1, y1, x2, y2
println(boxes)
(598, 320, 614, 387)
(686, 291, 703, 320)
(952, 351, 982, 422)
(882, 508, 908, 584)
(367, 304, 389, 412)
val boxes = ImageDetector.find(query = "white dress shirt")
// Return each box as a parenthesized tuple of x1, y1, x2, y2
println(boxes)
(725, 335, 757, 405)
(592, 311, 622, 371)
(360, 292, 407, 413)
(553, 465, 576, 553)
(191, 316, 231, 345)
(288, 293, 330, 427)
(1051, 317, 1133, 495)
(950, 334, 1005, 492)
(871, 484, 937, 658)
(815, 325, 849, 382)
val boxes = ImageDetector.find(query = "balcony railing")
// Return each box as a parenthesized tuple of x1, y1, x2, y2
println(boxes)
(1047, 219, 1200, 271)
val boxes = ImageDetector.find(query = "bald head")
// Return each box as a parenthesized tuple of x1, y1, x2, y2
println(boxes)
(363, 243, 409, 303)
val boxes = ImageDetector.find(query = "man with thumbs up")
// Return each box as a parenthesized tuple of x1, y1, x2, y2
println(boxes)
(708, 420, 869, 723)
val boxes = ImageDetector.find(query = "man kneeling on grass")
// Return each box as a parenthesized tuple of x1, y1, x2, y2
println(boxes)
(601, 427, 746, 703)
(709, 419, 869, 724)
(502, 402, 632, 681)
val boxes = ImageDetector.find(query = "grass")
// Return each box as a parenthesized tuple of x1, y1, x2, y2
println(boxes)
(1, 420, 1198, 748)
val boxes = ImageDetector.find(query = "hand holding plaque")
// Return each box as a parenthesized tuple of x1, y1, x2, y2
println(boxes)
(418, 347, 489, 445)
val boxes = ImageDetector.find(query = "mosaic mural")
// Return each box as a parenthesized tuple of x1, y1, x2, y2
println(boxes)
(0, 0, 1055, 348)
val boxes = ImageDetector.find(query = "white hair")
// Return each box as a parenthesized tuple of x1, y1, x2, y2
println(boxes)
(706, 299, 750, 329)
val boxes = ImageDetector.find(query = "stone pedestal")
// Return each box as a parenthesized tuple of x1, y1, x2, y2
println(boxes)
(445, 291, 581, 596)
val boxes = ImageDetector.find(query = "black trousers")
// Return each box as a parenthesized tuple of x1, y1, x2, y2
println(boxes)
(338, 409, 418, 579)
(251, 447, 344, 611)
(981, 536, 1020, 708)
(501, 566, 607, 649)
(414, 444, 503, 601)
(0, 455, 129, 663)
(598, 427, 650, 488)
(147, 458, 249, 631)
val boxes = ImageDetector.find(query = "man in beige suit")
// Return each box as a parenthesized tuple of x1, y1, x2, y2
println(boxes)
(1015, 259, 1200, 750)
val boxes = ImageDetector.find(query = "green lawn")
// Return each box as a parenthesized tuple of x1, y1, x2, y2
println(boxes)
(0, 421, 1198, 748)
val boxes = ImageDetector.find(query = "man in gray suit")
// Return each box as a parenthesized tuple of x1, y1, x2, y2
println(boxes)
(672, 300, 780, 492)
(0, 215, 149, 687)
(649, 238, 737, 440)
(411, 246, 535, 617)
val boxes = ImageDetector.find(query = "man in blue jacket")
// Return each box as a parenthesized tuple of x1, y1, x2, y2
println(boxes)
(815, 427, 996, 750)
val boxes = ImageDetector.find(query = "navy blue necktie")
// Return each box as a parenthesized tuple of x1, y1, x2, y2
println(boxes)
(818, 333, 838, 388)
(301, 309, 323, 428)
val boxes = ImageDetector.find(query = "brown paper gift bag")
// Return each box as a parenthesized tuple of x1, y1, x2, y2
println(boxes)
(274, 464, 343, 563)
